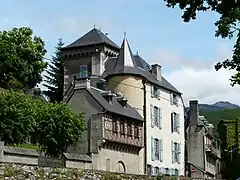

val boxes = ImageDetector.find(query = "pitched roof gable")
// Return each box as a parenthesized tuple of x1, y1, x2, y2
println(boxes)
(63, 28, 119, 49)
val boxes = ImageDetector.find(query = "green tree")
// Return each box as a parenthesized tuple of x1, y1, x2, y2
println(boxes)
(0, 89, 85, 157)
(43, 38, 65, 102)
(0, 90, 39, 144)
(0, 27, 47, 91)
(163, 0, 240, 86)
(34, 102, 85, 157)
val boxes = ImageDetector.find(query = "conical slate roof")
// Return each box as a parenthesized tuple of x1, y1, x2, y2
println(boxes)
(101, 35, 181, 94)
(112, 36, 136, 71)
(63, 28, 119, 49)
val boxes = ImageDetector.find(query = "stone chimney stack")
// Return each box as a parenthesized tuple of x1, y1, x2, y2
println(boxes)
(189, 100, 199, 126)
(151, 64, 162, 81)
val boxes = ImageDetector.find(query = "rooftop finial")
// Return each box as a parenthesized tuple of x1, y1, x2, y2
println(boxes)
(94, 24, 96, 29)
(124, 32, 126, 39)
(137, 50, 138, 55)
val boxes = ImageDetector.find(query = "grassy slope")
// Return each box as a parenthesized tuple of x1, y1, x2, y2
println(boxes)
(201, 108, 240, 129)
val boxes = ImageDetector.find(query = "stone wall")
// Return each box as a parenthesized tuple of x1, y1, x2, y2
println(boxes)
(0, 141, 92, 169)
(0, 163, 226, 180)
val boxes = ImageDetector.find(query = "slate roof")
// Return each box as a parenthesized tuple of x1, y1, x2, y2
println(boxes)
(102, 54, 181, 94)
(63, 28, 119, 49)
(86, 87, 143, 121)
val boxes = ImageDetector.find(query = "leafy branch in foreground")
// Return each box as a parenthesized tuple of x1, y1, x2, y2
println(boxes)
(163, 0, 240, 86)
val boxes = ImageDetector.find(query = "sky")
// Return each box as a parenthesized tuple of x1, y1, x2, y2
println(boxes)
(1, 0, 239, 106)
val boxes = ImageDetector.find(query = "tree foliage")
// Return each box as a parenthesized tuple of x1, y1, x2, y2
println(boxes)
(0, 90, 85, 157)
(43, 38, 65, 103)
(163, 0, 240, 86)
(0, 90, 39, 144)
(0, 27, 47, 91)
(34, 102, 85, 157)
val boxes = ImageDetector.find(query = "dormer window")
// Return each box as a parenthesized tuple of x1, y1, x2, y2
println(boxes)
(170, 93, 178, 106)
(151, 85, 160, 99)
(116, 96, 128, 108)
(101, 91, 113, 104)
(97, 82, 107, 91)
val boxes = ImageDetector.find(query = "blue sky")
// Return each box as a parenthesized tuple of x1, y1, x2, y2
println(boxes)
(1, 0, 239, 104)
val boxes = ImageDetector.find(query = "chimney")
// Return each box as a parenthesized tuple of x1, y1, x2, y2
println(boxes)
(74, 77, 90, 89)
(189, 100, 199, 126)
(151, 64, 162, 81)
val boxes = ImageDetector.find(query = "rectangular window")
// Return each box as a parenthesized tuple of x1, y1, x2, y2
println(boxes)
(154, 106, 158, 126)
(171, 113, 180, 133)
(155, 167, 159, 176)
(112, 120, 117, 132)
(170, 93, 178, 106)
(151, 85, 160, 99)
(154, 139, 159, 160)
(174, 142, 178, 162)
(175, 169, 179, 176)
(120, 122, 125, 134)
(134, 126, 139, 137)
(127, 124, 132, 136)
(172, 141, 181, 163)
(79, 65, 88, 79)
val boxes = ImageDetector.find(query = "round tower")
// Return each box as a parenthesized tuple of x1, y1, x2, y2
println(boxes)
(108, 75, 144, 116)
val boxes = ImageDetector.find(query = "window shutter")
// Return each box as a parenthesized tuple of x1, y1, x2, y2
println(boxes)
(160, 167, 165, 175)
(160, 139, 163, 162)
(171, 113, 174, 133)
(177, 143, 181, 164)
(173, 113, 177, 132)
(158, 107, 162, 129)
(157, 89, 161, 99)
(151, 86, 154, 98)
(176, 114, 180, 134)
(150, 105, 154, 127)
(172, 141, 175, 163)
(151, 137, 155, 161)
(170, 93, 173, 104)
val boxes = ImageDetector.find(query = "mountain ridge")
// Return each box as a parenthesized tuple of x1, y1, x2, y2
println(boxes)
(186, 101, 240, 113)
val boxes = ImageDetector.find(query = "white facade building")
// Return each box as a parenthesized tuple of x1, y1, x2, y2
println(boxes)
(146, 83, 185, 176)
(103, 35, 185, 176)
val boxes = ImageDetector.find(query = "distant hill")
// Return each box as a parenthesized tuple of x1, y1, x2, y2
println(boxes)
(186, 101, 240, 114)
(186, 101, 240, 131)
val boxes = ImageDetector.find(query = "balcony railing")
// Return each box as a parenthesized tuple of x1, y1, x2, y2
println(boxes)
(103, 129, 143, 148)
(205, 144, 221, 158)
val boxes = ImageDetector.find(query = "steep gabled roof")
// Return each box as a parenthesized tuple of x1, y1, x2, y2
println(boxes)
(63, 28, 119, 49)
(87, 87, 143, 121)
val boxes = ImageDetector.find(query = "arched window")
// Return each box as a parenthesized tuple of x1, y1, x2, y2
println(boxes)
(116, 161, 126, 173)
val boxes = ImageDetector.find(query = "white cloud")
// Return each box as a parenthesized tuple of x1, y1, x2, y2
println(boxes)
(149, 49, 213, 70)
(165, 66, 240, 105)
(161, 42, 240, 106)
(56, 17, 116, 35)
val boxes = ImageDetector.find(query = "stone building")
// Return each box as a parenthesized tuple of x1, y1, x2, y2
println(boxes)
(64, 78, 144, 174)
(62, 28, 185, 175)
(186, 100, 222, 179)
